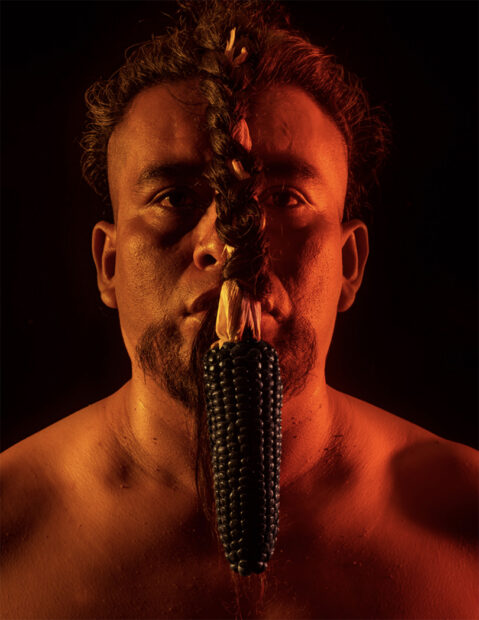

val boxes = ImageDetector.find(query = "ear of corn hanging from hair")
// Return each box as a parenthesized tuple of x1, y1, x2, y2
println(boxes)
(201, 30, 282, 576)
(203, 279, 282, 576)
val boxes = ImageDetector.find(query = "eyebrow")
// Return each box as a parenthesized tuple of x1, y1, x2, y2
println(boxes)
(261, 155, 321, 182)
(135, 161, 206, 188)
(134, 155, 321, 190)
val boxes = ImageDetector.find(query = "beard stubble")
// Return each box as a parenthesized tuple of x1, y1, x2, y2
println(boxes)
(136, 306, 317, 410)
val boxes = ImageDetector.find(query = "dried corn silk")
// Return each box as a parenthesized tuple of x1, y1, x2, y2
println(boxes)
(203, 278, 283, 576)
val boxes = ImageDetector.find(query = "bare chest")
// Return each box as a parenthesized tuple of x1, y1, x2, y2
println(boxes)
(3, 480, 445, 620)
(6, 515, 407, 620)
(55, 522, 407, 619)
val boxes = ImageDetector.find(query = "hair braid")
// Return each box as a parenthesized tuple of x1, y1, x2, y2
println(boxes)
(81, 0, 390, 242)
(193, 14, 270, 299)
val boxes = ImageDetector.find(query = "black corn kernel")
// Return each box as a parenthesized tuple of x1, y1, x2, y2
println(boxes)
(203, 336, 282, 576)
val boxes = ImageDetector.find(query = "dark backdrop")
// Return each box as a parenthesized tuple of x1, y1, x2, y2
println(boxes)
(1, 1, 477, 450)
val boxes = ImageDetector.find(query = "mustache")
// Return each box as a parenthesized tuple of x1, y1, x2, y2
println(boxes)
(188, 288, 221, 315)
(190, 304, 219, 393)
(137, 294, 316, 408)
(136, 305, 219, 411)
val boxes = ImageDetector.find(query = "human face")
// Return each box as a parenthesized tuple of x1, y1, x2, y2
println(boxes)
(94, 81, 365, 405)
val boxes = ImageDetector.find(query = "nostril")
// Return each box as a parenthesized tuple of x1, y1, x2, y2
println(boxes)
(202, 254, 217, 268)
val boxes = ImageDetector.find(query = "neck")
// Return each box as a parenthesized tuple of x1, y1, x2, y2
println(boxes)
(108, 377, 200, 495)
(279, 370, 351, 488)
(107, 364, 350, 499)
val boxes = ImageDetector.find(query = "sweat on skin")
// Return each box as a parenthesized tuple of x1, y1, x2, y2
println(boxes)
(0, 81, 477, 620)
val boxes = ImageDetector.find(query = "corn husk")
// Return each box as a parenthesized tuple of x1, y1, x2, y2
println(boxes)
(215, 279, 261, 347)
(232, 118, 252, 152)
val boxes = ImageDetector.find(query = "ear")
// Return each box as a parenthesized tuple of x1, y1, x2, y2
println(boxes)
(338, 219, 369, 312)
(92, 221, 117, 309)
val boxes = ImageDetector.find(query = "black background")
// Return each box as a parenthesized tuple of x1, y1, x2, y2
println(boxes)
(1, 1, 477, 450)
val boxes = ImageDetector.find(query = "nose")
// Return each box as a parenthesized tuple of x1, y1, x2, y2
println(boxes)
(192, 200, 226, 271)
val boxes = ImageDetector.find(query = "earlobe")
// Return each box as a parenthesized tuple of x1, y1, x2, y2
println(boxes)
(92, 221, 117, 309)
(338, 219, 369, 312)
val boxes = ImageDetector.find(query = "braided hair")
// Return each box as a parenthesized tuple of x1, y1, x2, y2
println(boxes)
(81, 1, 390, 597)
(81, 0, 389, 300)
(194, 7, 271, 300)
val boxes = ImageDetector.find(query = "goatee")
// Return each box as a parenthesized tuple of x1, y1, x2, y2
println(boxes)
(135, 303, 317, 527)
(135, 305, 317, 409)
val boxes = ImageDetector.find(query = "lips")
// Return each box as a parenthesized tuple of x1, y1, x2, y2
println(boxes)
(187, 288, 284, 321)
(187, 287, 222, 315)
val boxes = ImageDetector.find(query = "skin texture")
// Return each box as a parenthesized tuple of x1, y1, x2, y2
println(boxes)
(1, 82, 478, 619)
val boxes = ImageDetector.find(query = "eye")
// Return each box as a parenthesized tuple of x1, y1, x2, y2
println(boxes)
(261, 187, 304, 210)
(151, 184, 215, 213)
(152, 188, 198, 211)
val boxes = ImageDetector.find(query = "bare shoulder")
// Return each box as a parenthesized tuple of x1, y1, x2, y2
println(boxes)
(0, 433, 55, 563)
(1, 403, 95, 546)
(0, 394, 116, 559)
(331, 389, 479, 616)
(0, 397, 118, 617)
(326, 393, 479, 618)
(390, 430, 478, 547)
(339, 389, 479, 542)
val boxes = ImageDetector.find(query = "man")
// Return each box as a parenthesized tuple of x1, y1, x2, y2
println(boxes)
(1, 1, 478, 618)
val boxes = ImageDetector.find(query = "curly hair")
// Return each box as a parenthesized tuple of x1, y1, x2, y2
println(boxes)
(81, 0, 389, 297)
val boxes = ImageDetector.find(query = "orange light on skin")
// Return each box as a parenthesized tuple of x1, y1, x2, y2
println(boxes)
(1, 69, 478, 620)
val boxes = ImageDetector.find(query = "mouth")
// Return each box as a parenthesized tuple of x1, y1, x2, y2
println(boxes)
(187, 287, 222, 315)
(186, 288, 285, 323)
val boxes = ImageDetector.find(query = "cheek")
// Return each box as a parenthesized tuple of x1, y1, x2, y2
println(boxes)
(114, 217, 187, 330)
(268, 219, 343, 318)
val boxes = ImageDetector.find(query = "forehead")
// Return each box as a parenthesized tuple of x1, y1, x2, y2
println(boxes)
(249, 86, 347, 165)
(107, 81, 208, 197)
(107, 80, 347, 209)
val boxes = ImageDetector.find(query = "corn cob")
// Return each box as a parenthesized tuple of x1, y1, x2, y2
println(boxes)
(203, 280, 283, 576)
